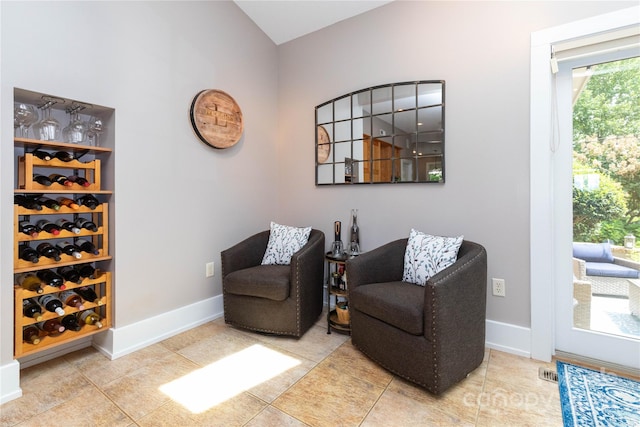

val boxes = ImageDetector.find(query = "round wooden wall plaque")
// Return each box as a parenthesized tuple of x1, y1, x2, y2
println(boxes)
(190, 89, 244, 149)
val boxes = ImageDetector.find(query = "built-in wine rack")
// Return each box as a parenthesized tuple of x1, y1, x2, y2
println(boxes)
(13, 89, 114, 359)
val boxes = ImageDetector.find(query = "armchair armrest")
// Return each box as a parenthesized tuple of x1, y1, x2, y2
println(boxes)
(221, 230, 270, 277)
(424, 241, 487, 383)
(346, 238, 408, 289)
(290, 229, 325, 297)
(614, 256, 640, 270)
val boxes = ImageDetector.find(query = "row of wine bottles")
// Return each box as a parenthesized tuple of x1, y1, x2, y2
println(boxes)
(19, 239, 100, 264)
(22, 289, 103, 320)
(23, 310, 104, 344)
(30, 149, 86, 163)
(32, 173, 91, 188)
(16, 264, 97, 293)
(15, 194, 100, 211)
(20, 217, 98, 238)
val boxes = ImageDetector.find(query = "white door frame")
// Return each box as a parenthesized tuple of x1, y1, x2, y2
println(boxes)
(530, 6, 640, 363)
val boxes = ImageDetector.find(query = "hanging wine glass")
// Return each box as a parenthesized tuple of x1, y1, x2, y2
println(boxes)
(33, 105, 61, 141)
(87, 116, 104, 146)
(63, 111, 88, 144)
(14, 104, 38, 138)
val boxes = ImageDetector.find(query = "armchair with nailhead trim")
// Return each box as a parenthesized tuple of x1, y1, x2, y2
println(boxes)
(221, 229, 325, 338)
(346, 238, 487, 394)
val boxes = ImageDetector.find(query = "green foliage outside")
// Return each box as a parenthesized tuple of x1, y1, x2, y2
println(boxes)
(573, 57, 640, 246)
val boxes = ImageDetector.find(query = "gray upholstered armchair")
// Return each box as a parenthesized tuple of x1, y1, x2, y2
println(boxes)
(221, 229, 325, 337)
(346, 238, 487, 395)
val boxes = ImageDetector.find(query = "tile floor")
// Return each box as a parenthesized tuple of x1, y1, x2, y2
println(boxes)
(1, 315, 564, 427)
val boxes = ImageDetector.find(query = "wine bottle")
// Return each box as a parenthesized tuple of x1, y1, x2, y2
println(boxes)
(33, 174, 52, 186)
(57, 266, 82, 284)
(19, 244, 40, 264)
(67, 175, 90, 187)
(61, 314, 82, 332)
(59, 290, 85, 310)
(37, 294, 66, 316)
(14, 195, 42, 211)
(77, 195, 100, 210)
(55, 218, 81, 234)
(35, 196, 61, 210)
(75, 286, 101, 305)
(76, 239, 99, 255)
(32, 149, 52, 161)
(36, 219, 61, 236)
(37, 319, 65, 336)
(49, 174, 72, 187)
(36, 242, 62, 261)
(23, 325, 42, 345)
(78, 310, 103, 328)
(15, 273, 44, 294)
(76, 264, 96, 279)
(57, 197, 80, 210)
(55, 241, 82, 259)
(75, 217, 98, 232)
(53, 151, 74, 162)
(22, 298, 44, 321)
(19, 220, 39, 238)
(36, 269, 66, 289)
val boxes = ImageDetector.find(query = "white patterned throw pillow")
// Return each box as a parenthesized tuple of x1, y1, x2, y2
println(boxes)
(261, 222, 312, 265)
(402, 229, 464, 286)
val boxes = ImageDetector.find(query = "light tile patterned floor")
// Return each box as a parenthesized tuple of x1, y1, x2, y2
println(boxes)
(1, 316, 563, 427)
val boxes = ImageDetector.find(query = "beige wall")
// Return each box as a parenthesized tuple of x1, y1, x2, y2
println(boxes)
(1, 0, 278, 374)
(275, 0, 635, 327)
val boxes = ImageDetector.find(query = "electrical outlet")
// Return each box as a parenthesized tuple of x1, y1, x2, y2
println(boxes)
(206, 262, 214, 278)
(492, 278, 506, 297)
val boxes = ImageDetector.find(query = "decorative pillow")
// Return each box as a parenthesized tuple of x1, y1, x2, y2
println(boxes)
(261, 222, 312, 265)
(402, 229, 464, 286)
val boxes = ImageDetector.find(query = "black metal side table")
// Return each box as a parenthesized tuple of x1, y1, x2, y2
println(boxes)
(325, 252, 353, 334)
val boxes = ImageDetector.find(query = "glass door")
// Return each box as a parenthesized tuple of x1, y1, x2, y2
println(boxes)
(555, 50, 640, 369)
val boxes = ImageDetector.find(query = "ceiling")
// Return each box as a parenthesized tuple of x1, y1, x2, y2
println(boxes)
(234, 1, 394, 45)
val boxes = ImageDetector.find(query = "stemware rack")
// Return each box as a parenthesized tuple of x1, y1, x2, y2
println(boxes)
(12, 88, 114, 359)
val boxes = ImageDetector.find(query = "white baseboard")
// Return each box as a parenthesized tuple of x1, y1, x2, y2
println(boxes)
(94, 295, 224, 360)
(485, 319, 532, 358)
(0, 360, 21, 405)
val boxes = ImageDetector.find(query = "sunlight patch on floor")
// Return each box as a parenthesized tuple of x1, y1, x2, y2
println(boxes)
(159, 344, 301, 413)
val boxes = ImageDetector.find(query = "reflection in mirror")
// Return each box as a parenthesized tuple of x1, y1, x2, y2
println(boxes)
(315, 81, 445, 185)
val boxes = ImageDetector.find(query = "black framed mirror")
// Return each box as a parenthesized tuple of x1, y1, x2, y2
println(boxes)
(315, 80, 445, 185)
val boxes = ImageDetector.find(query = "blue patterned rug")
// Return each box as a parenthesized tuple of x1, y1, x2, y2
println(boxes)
(557, 361, 640, 426)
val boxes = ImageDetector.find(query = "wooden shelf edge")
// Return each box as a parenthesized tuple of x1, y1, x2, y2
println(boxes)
(15, 189, 112, 195)
(14, 137, 112, 153)
(14, 255, 112, 274)
(15, 204, 105, 215)
(16, 227, 106, 243)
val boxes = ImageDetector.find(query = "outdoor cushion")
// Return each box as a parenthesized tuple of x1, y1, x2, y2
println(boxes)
(585, 262, 640, 279)
(349, 280, 424, 335)
(573, 242, 614, 263)
(223, 264, 290, 301)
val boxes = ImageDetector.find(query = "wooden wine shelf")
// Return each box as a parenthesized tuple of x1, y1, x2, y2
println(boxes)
(14, 203, 109, 271)
(18, 154, 101, 191)
(12, 91, 114, 362)
(14, 272, 112, 358)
